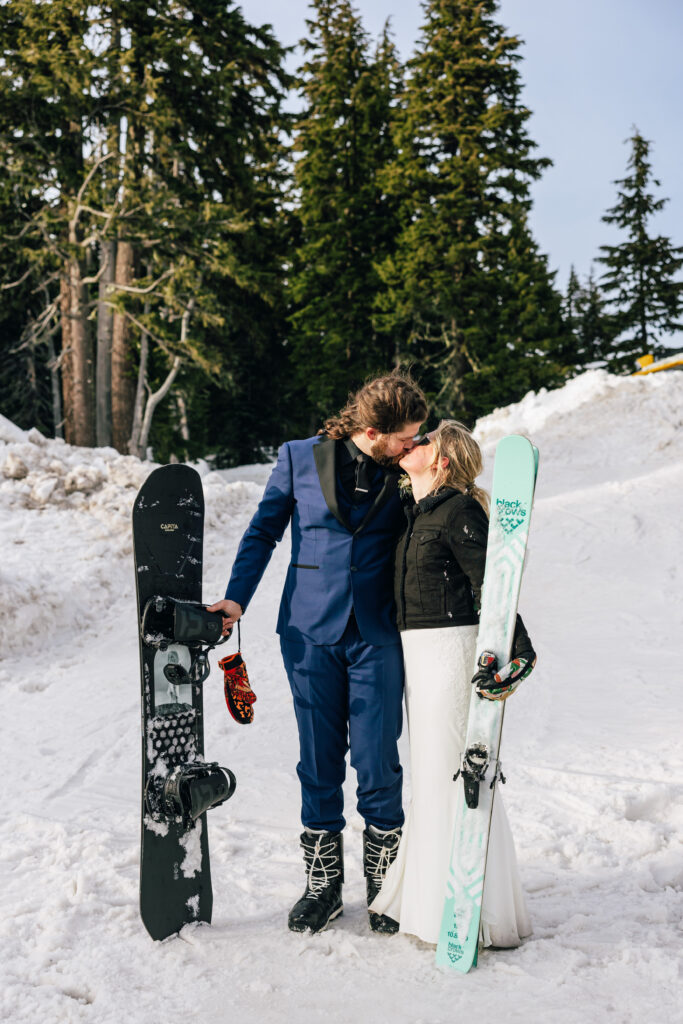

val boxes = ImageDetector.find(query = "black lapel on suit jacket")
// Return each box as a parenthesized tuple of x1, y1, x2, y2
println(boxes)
(313, 436, 352, 532)
(354, 470, 399, 535)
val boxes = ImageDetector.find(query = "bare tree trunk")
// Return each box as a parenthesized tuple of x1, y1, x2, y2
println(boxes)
(59, 275, 74, 442)
(96, 239, 116, 446)
(138, 355, 183, 457)
(111, 239, 137, 452)
(176, 392, 190, 442)
(175, 391, 190, 463)
(24, 321, 39, 425)
(443, 318, 471, 414)
(64, 256, 95, 446)
(98, 15, 121, 448)
(26, 331, 37, 394)
(129, 303, 150, 458)
(47, 335, 63, 439)
(135, 299, 194, 457)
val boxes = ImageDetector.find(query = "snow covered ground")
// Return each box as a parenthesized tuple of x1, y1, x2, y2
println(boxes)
(1, 368, 682, 1024)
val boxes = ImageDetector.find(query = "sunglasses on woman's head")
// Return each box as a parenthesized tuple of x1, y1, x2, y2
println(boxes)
(414, 434, 433, 446)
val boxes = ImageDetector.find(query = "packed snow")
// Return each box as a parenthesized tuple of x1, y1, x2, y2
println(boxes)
(1, 368, 682, 1024)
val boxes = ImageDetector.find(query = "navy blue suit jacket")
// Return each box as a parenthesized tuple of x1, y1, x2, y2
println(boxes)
(225, 435, 404, 646)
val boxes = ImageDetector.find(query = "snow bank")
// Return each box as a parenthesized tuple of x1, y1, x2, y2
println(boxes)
(475, 368, 683, 489)
(0, 425, 265, 656)
(1, 368, 682, 1024)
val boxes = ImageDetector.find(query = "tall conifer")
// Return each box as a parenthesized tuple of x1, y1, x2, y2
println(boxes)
(0, 0, 98, 445)
(375, 0, 565, 419)
(562, 267, 614, 371)
(289, 1, 402, 423)
(0, 1, 291, 461)
(597, 130, 683, 370)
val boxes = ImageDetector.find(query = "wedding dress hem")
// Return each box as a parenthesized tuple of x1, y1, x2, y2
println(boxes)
(370, 625, 531, 948)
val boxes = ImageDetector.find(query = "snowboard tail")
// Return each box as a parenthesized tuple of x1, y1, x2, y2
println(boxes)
(436, 435, 538, 972)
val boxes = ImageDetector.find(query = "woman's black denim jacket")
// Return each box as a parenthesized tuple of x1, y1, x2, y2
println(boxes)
(394, 487, 532, 657)
(394, 487, 488, 631)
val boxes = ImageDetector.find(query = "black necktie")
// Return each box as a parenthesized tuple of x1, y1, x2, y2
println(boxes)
(354, 453, 374, 501)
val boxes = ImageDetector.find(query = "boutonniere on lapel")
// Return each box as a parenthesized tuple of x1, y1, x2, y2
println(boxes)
(398, 474, 413, 499)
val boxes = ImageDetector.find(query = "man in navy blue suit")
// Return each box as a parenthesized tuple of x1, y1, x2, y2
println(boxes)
(210, 372, 427, 934)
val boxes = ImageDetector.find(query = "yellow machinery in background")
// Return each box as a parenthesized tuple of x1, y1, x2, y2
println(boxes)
(632, 352, 683, 375)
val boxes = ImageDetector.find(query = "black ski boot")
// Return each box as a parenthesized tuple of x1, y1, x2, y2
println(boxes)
(288, 830, 344, 933)
(363, 825, 402, 934)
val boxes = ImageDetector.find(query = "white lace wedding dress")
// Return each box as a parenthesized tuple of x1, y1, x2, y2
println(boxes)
(370, 624, 531, 947)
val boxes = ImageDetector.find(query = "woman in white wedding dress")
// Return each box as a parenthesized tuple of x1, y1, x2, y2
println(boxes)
(369, 421, 535, 948)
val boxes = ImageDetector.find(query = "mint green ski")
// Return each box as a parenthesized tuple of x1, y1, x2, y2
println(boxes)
(435, 435, 538, 973)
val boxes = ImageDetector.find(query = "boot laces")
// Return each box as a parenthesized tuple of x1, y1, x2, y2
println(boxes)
(304, 835, 342, 901)
(365, 829, 401, 886)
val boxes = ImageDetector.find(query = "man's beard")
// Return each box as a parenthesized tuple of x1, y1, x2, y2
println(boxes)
(370, 436, 403, 467)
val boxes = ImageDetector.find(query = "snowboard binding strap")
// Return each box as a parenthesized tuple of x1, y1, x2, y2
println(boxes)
(141, 596, 230, 683)
(141, 596, 230, 650)
(146, 762, 237, 828)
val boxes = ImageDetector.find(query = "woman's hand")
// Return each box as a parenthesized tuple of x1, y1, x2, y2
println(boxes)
(206, 599, 243, 636)
(472, 648, 537, 701)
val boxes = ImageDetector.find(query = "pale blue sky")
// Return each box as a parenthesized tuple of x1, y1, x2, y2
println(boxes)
(245, 0, 683, 304)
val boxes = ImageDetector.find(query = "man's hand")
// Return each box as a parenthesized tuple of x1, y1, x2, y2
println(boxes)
(472, 647, 537, 702)
(206, 599, 243, 636)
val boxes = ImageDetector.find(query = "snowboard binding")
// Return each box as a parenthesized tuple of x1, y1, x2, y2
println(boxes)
(145, 762, 236, 829)
(455, 743, 490, 809)
(141, 596, 230, 683)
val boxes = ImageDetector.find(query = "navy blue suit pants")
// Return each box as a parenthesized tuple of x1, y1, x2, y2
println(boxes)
(280, 616, 404, 833)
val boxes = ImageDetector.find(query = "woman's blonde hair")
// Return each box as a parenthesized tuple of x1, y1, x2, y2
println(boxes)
(430, 420, 489, 515)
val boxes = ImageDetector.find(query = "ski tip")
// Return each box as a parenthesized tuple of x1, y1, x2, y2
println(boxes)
(497, 433, 535, 450)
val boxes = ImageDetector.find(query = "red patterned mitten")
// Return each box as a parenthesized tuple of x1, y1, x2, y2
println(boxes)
(218, 652, 257, 724)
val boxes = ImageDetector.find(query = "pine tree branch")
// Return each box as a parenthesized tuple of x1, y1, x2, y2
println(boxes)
(81, 246, 114, 286)
(3, 220, 36, 244)
(1, 265, 34, 291)
(69, 151, 117, 237)
(13, 299, 61, 353)
(109, 269, 174, 296)
(31, 270, 62, 294)
(111, 309, 175, 354)
(77, 205, 119, 220)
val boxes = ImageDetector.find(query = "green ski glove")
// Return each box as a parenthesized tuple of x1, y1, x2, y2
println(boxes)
(473, 647, 537, 701)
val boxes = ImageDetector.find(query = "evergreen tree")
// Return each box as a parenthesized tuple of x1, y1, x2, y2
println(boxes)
(0, 176, 57, 433)
(289, 0, 402, 424)
(597, 130, 683, 370)
(0, 0, 98, 444)
(375, 0, 566, 421)
(104, 0, 292, 460)
(562, 265, 615, 372)
(562, 266, 583, 366)
(576, 268, 615, 370)
(0, 275, 56, 436)
(0, 1, 291, 462)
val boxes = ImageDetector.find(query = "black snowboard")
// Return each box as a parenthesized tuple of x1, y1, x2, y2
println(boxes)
(133, 464, 232, 941)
